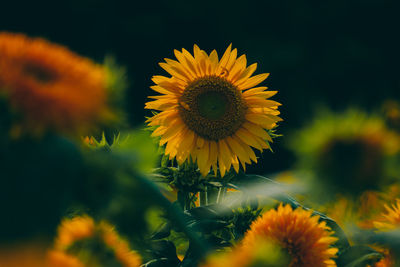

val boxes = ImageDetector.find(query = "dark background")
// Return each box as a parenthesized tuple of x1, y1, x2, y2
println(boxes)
(1, 0, 399, 173)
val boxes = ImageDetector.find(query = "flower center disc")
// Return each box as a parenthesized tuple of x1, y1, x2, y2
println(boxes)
(23, 63, 56, 83)
(178, 76, 247, 141)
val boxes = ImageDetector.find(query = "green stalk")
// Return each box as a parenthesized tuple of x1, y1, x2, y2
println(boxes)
(199, 191, 206, 206)
(216, 187, 222, 203)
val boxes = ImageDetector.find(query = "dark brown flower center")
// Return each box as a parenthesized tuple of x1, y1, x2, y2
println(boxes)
(178, 75, 247, 141)
(23, 63, 56, 83)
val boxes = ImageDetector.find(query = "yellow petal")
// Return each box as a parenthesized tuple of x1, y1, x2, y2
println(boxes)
(235, 128, 264, 151)
(217, 43, 232, 74)
(234, 135, 257, 163)
(196, 136, 205, 148)
(209, 49, 219, 74)
(166, 56, 195, 80)
(207, 140, 218, 168)
(225, 48, 238, 72)
(241, 86, 268, 96)
(218, 139, 233, 173)
(173, 50, 196, 77)
(145, 99, 178, 111)
(150, 85, 177, 95)
(159, 62, 191, 82)
(234, 63, 258, 86)
(238, 73, 270, 90)
(176, 129, 195, 163)
(232, 156, 240, 173)
(197, 141, 210, 176)
(243, 90, 278, 99)
(228, 54, 247, 82)
(159, 119, 185, 145)
(151, 126, 167, 137)
(242, 122, 273, 142)
(182, 48, 201, 77)
(193, 44, 202, 59)
(226, 136, 251, 165)
(245, 113, 278, 129)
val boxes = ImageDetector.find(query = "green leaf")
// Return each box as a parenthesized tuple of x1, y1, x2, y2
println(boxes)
(336, 245, 382, 267)
(151, 223, 172, 240)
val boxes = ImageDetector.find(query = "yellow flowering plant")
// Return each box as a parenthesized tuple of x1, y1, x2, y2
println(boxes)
(1, 33, 400, 267)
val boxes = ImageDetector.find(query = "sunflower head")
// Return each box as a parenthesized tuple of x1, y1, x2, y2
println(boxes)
(146, 44, 282, 177)
(242, 204, 338, 267)
(52, 215, 141, 267)
(55, 215, 96, 250)
(0, 32, 116, 136)
(289, 109, 400, 195)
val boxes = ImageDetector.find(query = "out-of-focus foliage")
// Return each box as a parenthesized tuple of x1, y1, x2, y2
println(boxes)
(288, 108, 400, 200)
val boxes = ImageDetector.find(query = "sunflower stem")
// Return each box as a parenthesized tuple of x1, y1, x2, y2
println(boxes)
(205, 186, 209, 205)
(178, 190, 191, 211)
(185, 193, 191, 210)
(216, 187, 222, 204)
(200, 191, 206, 207)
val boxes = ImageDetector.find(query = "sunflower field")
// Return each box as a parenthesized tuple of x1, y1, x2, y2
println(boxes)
(1, 1, 399, 266)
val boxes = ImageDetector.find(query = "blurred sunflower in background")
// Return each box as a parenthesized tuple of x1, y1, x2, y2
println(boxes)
(48, 215, 142, 267)
(289, 108, 400, 199)
(0, 32, 115, 136)
(146, 44, 282, 176)
(203, 204, 338, 267)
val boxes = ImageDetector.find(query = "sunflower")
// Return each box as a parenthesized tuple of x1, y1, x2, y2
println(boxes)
(0, 32, 111, 135)
(289, 109, 400, 196)
(52, 215, 141, 267)
(55, 215, 96, 250)
(242, 204, 338, 267)
(146, 44, 282, 176)
(373, 199, 400, 231)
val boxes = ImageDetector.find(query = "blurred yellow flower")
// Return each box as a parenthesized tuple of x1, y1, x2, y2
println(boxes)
(366, 248, 394, 267)
(373, 256, 393, 267)
(242, 204, 338, 267)
(373, 199, 400, 231)
(55, 215, 96, 249)
(146, 44, 281, 176)
(290, 109, 400, 195)
(0, 32, 111, 136)
(52, 215, 141, 267)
